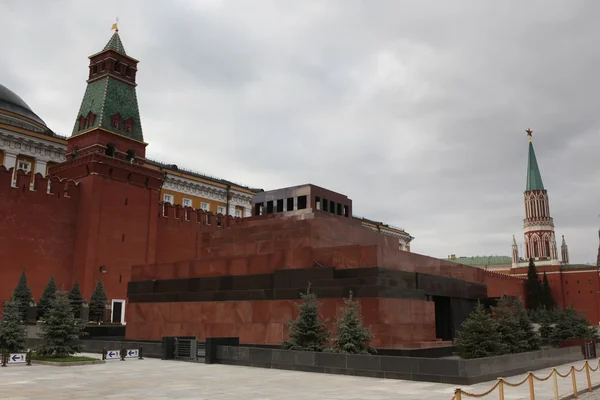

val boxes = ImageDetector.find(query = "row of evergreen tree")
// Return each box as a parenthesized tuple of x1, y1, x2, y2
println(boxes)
(454, 297, 599, 359)
(1, 290, 86, 357)
(281, 287, 374, 354)
(11, 271, 108, 322)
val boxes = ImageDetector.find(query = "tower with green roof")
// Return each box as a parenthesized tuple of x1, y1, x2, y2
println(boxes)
(65, 25, 146, 163)
(514, 129, 561, 268)
(47, 25, 165, 300)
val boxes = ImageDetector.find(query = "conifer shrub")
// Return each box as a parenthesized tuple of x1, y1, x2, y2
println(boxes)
(281, 285, 330, 352)
(492, 297, 540, 353)
(0, 298, 26, 353)
(492, 297, 528, 353)
(454, 303, 506, 359)
(513, 298, 540, 351)
(38, 276, 58, 320)
(329, 291, 374, 354)
(37, 290, 85, 358)
(89, 280, 108, 323)
(12, 270, 34, 321)
(550, 307, 599, 346)
(68, 281, 84, 319)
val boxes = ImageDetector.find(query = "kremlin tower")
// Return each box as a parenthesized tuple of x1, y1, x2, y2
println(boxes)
(511, 129, 567, 268)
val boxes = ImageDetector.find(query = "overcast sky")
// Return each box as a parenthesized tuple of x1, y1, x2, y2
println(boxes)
(1, 0, 599, 263)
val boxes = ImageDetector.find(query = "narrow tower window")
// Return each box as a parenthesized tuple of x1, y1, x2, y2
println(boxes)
(126, 150, 136, 162)
(105, 143, 116, 157)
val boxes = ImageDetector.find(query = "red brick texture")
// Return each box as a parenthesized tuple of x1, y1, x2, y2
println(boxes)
(0, 167, 79, 306)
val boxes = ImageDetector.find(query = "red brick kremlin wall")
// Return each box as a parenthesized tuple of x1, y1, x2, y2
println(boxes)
(511, 265, 600, 325)
(0, 165, 528, 340)
(0, 167, 79, 307)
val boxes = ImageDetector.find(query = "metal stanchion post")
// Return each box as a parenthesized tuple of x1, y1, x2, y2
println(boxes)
(498, 378, 505, 400)
(528, 373, 535, 400)
(26, 350, 32, 366)
(552, 369, 559, 400)
(102, 348, 107, 361)
(120, 346, 126, 361)
(585, 361, 592, 392)
(454, 389, 462, 400)
(571, 367, 578, 398)
(138, 345, 143, 360)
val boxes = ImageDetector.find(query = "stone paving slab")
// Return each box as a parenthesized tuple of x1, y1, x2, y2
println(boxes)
(0, 353, 598, 400)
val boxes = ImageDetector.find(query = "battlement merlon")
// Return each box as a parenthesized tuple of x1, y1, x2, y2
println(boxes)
(48, 152, 165, 190)
(160, 202, 243, 227)
(0, 166, 80, 199)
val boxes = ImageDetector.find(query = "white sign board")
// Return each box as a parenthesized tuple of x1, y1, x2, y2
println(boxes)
(7, 353, 26, 364)
(106, 350, 121, 360)
(125, 349, 139, 358)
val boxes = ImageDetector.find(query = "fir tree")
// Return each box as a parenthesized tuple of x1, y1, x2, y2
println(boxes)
(525, 258, 542, 310)
(513, 298, 540, 351)
(37, 290, 85, 358)
(454, 303, 506, 359)
(38, 276, 58, 320)
(12, 270, 34, 321)
(492, 297, 528, 354)
(540, 273, 555, 309)
(550, 306, 598, 346)
(281, 285, 330, 352)
(68, 281, 84, 319)
(539, 317, 554, 345)
(89, 280, 108, 322)
(330, 291, 373, 354)
(0, 298, 26, 352)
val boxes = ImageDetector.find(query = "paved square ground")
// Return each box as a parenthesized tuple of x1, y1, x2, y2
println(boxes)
(1, 353, 599, 400)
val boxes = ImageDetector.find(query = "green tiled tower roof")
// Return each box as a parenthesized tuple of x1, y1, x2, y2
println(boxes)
(72, 77, 143, 141)
(526, 141, 545, 191)
(72, 33, 143, 141)
(103, 32, 127, 55)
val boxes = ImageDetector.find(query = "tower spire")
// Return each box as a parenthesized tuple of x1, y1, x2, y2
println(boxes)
(516, 128, 559, 266)
(561, 235, 569, 264)
(105, 19, 126, 55)
(526, 129, 545, 191)
(512, 235, 519, 266)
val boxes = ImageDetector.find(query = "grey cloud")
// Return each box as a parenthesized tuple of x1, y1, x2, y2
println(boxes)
(1, 0, 598, 263)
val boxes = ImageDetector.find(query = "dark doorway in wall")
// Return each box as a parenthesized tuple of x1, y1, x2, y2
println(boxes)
(433, 296, 452, 341)
(449, 298, 479, 340)
(112, 301, 123, 324)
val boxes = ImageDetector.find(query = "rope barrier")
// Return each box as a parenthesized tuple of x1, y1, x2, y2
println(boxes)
(452, 359, 600, 400)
